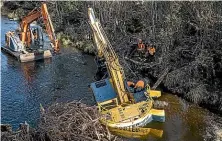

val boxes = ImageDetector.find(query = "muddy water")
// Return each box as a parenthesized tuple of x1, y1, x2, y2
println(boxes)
(143, 94, 213, 141)
(1, 17, 221, 141)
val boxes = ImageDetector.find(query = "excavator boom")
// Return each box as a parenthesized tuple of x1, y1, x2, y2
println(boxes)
(41, 3, 59, 52)
(88, 8, 129, 104)
(20, 3, 59, 52)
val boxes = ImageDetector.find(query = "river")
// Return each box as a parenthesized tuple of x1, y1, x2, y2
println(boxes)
(1, 16, 221, 141)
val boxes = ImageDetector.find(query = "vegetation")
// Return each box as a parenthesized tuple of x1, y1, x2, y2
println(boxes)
(52, 1, 222, 115)
(1, 101, 121, 141)
(2, 1, 222, 114)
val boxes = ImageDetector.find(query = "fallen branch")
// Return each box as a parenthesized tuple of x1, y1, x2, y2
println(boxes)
(152, 67, 170, 89)
(124, 57, 162, 68)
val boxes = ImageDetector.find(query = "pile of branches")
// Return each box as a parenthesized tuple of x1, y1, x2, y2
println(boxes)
(1, 123, 37, 141)
(39, 101, 120, 141)
(1, 101, 121, 141)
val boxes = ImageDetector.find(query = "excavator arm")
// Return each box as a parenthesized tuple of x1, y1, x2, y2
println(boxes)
(20, 8, 41, 46)
(88, 8, 129, 104)
(20, 3, 59, 52)
(41, 3, 59, 52)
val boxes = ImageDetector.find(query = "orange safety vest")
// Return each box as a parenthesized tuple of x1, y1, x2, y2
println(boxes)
(135, 80, 145, 89)
(127, 81, 135, 87)
(148, 47, 156, 55)
(138, 43, 145, 50)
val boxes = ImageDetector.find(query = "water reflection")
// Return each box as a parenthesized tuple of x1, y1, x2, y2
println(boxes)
(109, 127, 163, 139)
(20, 59, 52, 83)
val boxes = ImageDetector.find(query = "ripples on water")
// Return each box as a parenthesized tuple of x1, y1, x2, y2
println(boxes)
(1, 16, 97, 129)
(1, 16, 222, 141)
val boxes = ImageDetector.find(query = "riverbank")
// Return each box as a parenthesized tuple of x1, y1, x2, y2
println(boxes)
(1, 0, 222, 132)
(1, 95, 222, 141)
(50, 1, 222, 116)
(44, 1, 222, 115)
(1, 101, 122, 141)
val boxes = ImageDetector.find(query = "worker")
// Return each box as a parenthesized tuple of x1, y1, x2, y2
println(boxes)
(33, 29, 38, 40)
(137, 39, 145, 50)
(127, 81, 135, 87)
(127, 81, 135, 92)
(148, 46, 156, 56)
(134, 80, 145, 92)
(137, 39, 145, 58)
(147, 45, 156, 62)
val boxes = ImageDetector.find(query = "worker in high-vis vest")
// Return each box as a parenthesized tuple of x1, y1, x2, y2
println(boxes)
(137, 39, 145, 50)
(137, 39, 145, 57)
(33, 29, 38, 40)
(127, 81, 135, 93)
(127, 81, 135, 87)
(148, 46, 156, 56)
(134, 80, 145, 92)
(147, 45, 156, 62)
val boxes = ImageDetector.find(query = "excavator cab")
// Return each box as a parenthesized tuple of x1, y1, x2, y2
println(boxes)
(29, 24, 44, 49)
(125, 80, 161, 103)
(125, 80, 148, 103)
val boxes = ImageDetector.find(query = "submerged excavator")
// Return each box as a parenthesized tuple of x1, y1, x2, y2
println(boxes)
(2, 3, 59, 62)
(88, 8, 165, 138)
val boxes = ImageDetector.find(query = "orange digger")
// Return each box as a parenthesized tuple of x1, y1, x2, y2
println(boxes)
(2, 3, 59, 62)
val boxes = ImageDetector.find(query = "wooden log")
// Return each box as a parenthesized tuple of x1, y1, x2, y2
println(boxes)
(124, 57, 162, 68)
(152, 67, 170, 90)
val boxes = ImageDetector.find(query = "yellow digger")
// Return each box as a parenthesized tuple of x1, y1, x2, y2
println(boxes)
(88, 8, 165, 138)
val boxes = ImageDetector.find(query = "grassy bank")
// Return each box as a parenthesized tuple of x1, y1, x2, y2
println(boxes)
(57, 32, 95, 54)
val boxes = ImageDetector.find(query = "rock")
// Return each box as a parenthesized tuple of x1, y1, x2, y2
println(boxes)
(153, 100, 168, 109)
